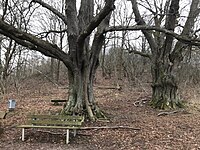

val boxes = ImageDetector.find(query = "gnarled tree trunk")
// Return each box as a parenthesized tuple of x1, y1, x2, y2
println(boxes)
(150, 60, 181, 109)
(129, 0, 200, 109)
(62, 54, 104, 120)
(61, 0, 114, 120)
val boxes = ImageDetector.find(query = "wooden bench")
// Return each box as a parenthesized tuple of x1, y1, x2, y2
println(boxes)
(50, 99, 67, 105)
(17, 115, 84, 144)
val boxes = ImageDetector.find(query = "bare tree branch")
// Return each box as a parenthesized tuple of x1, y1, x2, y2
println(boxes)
(163, 0, 180, 57)
(31, 0, 68, 24)
(104, 25, 200, 46)
(129, 0, 157, 53)
(2, 0, 9, 20)
(129, 49, 151, 58)
(124, 39, 151, 58)
(37, 29, 67, 38)
(137, 1, 156, 15)
(171, 0, 200, 62)
(77, 0, 115, 45)
(0, 18, 74, 70)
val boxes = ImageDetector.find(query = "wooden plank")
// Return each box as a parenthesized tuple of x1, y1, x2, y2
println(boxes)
(51, 99, 67, 102)
(28, 120, 82, 126)
(27, 115, 84, 121)
(17, 125, 82, 129)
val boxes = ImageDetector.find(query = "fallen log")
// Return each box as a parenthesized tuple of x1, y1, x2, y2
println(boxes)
(95, 85, 121, 90)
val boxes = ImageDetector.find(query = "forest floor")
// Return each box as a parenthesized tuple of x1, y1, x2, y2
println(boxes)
(1, 74, 200, 150)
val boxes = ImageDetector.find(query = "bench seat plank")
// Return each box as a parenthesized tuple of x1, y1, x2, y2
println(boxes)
(28, 120, 82, 126)
(17, 125, 82, 129)
(51, 100, 67, 102)
(51, 100, 67, 105)
(28, 115, 84, 121)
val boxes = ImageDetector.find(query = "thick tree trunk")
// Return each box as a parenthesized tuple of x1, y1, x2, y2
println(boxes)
(61, 0, 114, 120)
(150, 61, 183, 109)
(62, 31, 106, 120)
(129, 0, 185, 110)
(61, 64, 103, 121)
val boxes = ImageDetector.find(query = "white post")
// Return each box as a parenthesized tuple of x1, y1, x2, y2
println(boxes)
(73, 129, 76, 137)
(22, 128, 25, 141)
(66, 129, 69, 144)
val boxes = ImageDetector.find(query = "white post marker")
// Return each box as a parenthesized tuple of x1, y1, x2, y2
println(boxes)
(66, 129, 69, 144)
(22, 128, 25, 141)
(73, 129, 77, 137)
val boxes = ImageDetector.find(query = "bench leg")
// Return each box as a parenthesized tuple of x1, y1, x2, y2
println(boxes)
(22, 128, 25, 141)
(73, 129, 77, 137)
(66, 129, 69, 144)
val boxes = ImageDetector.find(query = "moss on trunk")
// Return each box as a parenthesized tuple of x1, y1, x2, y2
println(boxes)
(150, 74, 184, 109)
(61, 68, 106, 121)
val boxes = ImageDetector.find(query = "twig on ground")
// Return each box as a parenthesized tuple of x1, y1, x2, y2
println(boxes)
(34, 126, 140, 136)
(94, 85, 122, 90)
(157, 110, 179, 116)
(79, 126, 140, 130)
(133, 99, 149, 107)
(36, 130, 64, 135)
(35, 126, 140, 132)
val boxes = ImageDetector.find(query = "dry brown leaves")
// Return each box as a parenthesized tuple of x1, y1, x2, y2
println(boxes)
(1, 75, 200, 149)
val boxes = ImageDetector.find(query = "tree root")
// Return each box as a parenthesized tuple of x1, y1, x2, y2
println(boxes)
(94, 107, 108, 120)
(61, 98, 108, 121)
(157, 110, 178, 116)
(133, 99, 149, 107)
(150, 97, 184, 110)
(157, 109, 185, 116)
